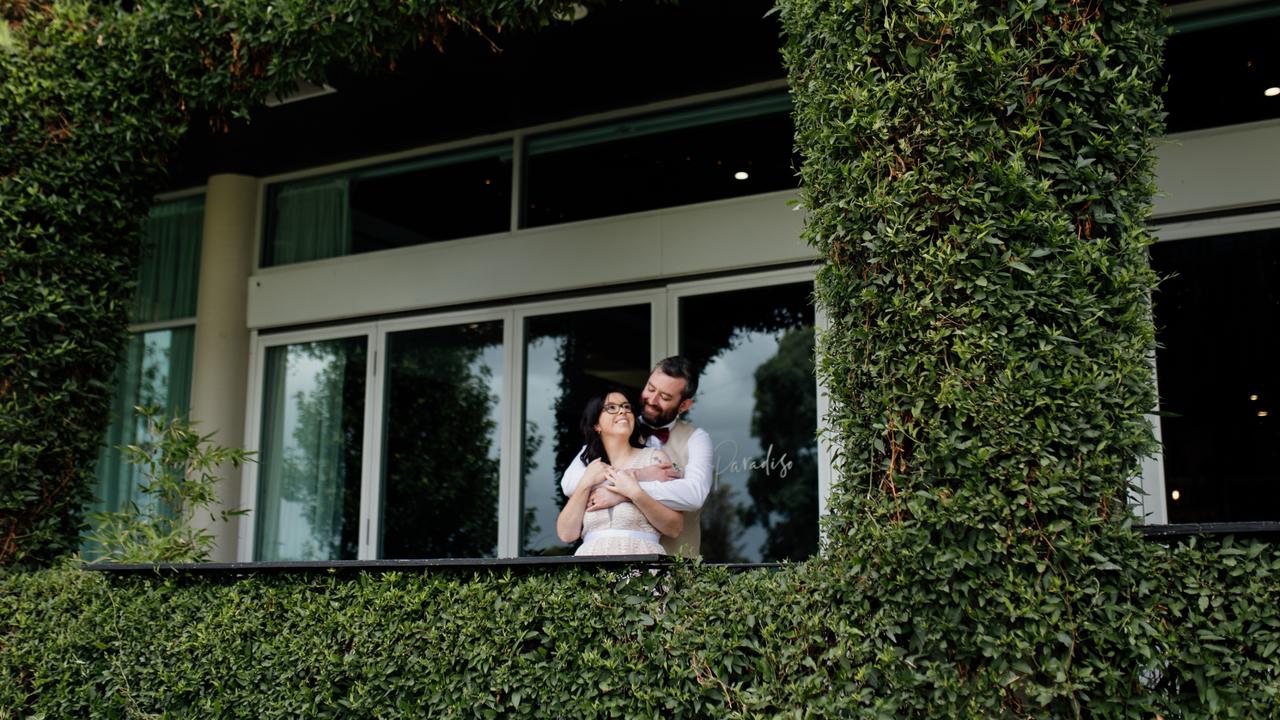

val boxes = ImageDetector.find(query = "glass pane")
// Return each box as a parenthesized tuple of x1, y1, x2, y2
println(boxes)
(1151, 229, 1280, 523)
(524, 96, 795, 228)
(350, 148, 511, 254)
(263, 145, 512, 267)
(380, 321, 504, 558)
(521, 304, 650, 555)
(133, 197, 203, 323)
(88, 327, 196, 537)
(679, 282, 816, 562)
(255, 337, 367, 560)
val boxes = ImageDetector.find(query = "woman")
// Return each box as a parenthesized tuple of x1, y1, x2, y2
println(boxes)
(556, 390, 683, 556)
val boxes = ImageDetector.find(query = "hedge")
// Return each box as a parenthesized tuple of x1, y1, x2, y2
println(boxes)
(2, 540, 1278, 718)
(4, 0, 1280, 716)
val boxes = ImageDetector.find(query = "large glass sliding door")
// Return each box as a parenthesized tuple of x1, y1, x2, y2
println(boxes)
(519, 302, 653, 556)
(244, 271, 822, 562)
(254, 336, 368, 561)
(378, 320, 506, 558)
(676, 277, 817, 563)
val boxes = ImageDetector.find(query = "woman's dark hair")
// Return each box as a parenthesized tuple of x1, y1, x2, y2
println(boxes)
(579, 388, 646, 464)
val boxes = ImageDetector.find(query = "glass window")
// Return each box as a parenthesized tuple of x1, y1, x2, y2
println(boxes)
(255, 337, 367, 561)
(524, 94, 796, 227)
(263, 145, 513, 267)
(1151, 229, 1280, 523)
(380, 321, 505, 558)
(132, 196, 203, 324)
(90, 328, 196, 522)
(88, 197, 202, 552)
(520, 305, 651, 555)
(679, 282, 817, 562)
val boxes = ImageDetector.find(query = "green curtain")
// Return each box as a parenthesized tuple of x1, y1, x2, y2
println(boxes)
(255, 342, 356, 561)
(267, 177, 351, 265)
(133, 197, 203, 324)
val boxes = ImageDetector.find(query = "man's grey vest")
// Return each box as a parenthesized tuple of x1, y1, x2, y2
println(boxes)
(658, 420, 701, 558)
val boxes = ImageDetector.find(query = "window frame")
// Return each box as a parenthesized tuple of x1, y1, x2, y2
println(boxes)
(1141, 208, 1280, 525)
(238, 267, 830, 562)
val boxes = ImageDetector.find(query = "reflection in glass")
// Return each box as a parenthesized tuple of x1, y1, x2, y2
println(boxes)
(262, 146, 513, 267)
(521, 305, 650, 555)
(90, 328, 196, 526)
(381, 322, 504, 558)
(680, 282, 816, 562)
(256, 337, 366, 561)
(524, 95, 795, 228)
(1151, 230, 1280, 522)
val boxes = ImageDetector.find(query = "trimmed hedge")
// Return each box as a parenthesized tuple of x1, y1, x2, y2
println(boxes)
(2, 541, 1279, 718)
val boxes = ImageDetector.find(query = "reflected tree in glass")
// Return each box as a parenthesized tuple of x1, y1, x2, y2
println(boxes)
(380, 322, 505, 558)
(521, 305, 649, 555)
(680, 282, 817, 563)
(256, 338, 365, 561)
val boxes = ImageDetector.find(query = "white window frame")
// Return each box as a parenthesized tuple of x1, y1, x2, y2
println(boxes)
(509, 288, 668, 556)
(369, 307, 515, 559)
(1139, 208, 1280, 525)
(665, 266, 832, 546)
(238, 267, 835, 562)
(238, 322, 378, 562)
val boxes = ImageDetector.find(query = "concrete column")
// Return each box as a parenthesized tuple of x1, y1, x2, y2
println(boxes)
(188, 174, 258, 562)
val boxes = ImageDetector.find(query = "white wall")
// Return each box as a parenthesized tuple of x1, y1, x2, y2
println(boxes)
(246, 189, 810, 329)
(1154, 118, 1280, 219)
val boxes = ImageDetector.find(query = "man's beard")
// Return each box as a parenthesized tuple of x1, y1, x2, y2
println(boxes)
(642, 403, 680, 427)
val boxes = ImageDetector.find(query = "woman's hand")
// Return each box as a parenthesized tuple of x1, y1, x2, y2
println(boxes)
(605, 468, 642, 500)
(583, 458, 611, 486)
(610, 468, 684, 539)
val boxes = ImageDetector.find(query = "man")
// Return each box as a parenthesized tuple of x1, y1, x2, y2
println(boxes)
(560, 356, 713, 558)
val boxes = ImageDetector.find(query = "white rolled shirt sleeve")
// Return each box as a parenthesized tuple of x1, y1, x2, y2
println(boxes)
(558, 428, 714, 513)
(637, 427, 713, 512)
(560, 449, 589, 497)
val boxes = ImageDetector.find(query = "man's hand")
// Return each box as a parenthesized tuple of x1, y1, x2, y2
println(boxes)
(633, 462, 681, 482)
(587, 485, 626, 511)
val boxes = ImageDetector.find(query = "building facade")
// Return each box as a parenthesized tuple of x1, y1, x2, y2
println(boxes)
(92, 0, 1280, 561)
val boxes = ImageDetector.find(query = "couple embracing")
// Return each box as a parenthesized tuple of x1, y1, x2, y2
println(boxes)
(556, 357, 713, 558)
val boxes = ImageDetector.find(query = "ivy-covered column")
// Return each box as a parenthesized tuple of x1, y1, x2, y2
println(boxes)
(780, 1, 1167, 714)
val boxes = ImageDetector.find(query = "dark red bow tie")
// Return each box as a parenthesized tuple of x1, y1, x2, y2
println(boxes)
(648, 427, 670, 444)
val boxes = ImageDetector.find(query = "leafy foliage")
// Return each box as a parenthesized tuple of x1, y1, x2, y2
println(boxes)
(3, 540, 1279, 718)
(83, 407, 250, 563)
(778, 0, 1179, 714)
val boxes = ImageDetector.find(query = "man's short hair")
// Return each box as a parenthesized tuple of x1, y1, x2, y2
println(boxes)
(653, 356, 699, 400)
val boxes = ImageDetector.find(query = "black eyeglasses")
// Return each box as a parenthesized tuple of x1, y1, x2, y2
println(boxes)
(603, 403, 633, 415)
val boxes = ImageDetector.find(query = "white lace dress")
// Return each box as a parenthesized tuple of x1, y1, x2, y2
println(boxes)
(575, 447, 667, 556)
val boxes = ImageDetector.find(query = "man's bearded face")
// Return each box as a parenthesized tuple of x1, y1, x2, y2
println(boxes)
(640, 371, 691, 426)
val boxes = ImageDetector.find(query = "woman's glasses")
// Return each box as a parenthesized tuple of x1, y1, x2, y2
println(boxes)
(603, 402, 633, 415)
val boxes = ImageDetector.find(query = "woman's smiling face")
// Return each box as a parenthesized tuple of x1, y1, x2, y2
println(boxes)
(596, 391, 634, 437)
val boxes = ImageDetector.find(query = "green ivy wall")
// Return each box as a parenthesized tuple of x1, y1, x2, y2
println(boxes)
(2, 1, 1277, 716)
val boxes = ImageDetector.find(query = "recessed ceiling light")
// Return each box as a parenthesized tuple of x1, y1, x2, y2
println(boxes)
(1171, 489, 1181, 501)
(1259, 410, 1270, 417)
(1266, 87, 1280, 97)
(734, 171, 749, 181)
(1250, 394, 1259, 401)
